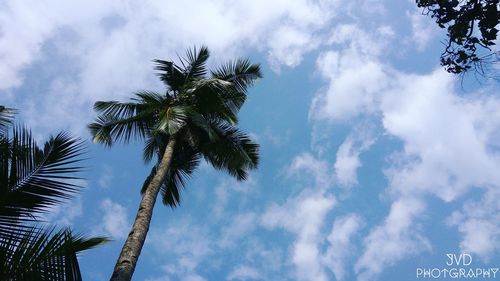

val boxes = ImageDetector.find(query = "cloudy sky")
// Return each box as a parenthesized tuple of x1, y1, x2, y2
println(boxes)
(2, 0, 500, 280)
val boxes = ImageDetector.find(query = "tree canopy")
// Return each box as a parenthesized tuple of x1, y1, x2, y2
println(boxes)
(417, 0, 499, 76)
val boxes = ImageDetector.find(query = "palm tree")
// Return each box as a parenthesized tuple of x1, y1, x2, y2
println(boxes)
(0, 106, 108, 280)
(88, 46, 262, 281)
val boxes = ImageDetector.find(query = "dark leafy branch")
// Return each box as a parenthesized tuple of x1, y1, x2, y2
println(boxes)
(417, 0, 499, 76)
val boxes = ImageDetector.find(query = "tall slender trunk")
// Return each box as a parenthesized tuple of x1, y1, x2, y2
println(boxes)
(110, 138, 176, 281)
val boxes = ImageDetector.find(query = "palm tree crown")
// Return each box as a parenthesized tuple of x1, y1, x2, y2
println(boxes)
(89, 46, 261, 207)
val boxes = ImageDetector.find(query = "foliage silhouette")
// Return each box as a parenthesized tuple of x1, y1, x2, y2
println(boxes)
(0, 106, 108, 281)
(417, 0, 499, 77)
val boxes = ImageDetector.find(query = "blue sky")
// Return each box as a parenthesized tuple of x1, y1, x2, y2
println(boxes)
(1, 1, 500, 280)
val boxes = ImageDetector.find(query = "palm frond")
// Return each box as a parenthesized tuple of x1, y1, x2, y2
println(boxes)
(154, 105, 192, 135)
(143, 133, 163, 163)
(154, 59, 185, 93)
(142, 125, 201, 164)
(0, 130, 85, 232)
(0, 106, 15, 136)
(0, 112, 107, 280)
(141, 141, 201, 208)
(183, 46, 210, 81)
(200, 120, 259, 181)
(0, 227, 108, 281)
(187, 78, 233, 94)
(90, 92, 166, 146)
(88, 112, 154, 146)
(132, 91, 168, 105)
(211, 59, 262, 94)
(93, 101, 143, 119)
(187, 83, 241, 125)
(212, 89, 247, 121)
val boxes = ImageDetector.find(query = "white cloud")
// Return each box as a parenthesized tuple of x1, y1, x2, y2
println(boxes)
(42, 179, 88, 226)
(447, 188, 500, 260)
(182, 274, 206, 281)
(0, 2, 51, 90)
(2, 0, 341, 136)
(355, 198, 431, 281)
(21, 75, 95, 138)
(227, 265, 261, 280)
(145, 277, 171, 281)
(98, 198, 129, 239)
(310, 49, 391, 122)
(238, 239, 285, 278)
(45, 197, 83, 227)
(0, 0, 124, 90)
(359, 0, 386, 15)
(263, 127, 291, 146)
(456, 219, 498, 258)
(287, 152, 333, 189)
(261, 190, 336, 281)
(319, 67, 500, 280)
(322, 214, 364, 280)
(310, 18, 500, 278)
(327, 24, 394, 58)
(219, 212, 257, 248)
(267, 25, 320, 71)
(382, 70, 500, 201)
(213, 183, 229, 218)
(406, 9, 438, 51)
(149, 219, 213, 279)
(348, 69, 500, 280)
(98, 164, 114, 189)
(335, 140, 361, 186)
(212, 177, 257, 218)
(310, 23, 398, 123)
(334, 126, 376, 187)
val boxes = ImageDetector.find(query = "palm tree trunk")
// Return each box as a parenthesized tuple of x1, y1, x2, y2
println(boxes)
(110, 137, 176, 281)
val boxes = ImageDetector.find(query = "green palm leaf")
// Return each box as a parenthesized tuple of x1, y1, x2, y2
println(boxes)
(183, 45, 210, 81)
(188, 79, 242, 124)
(0, 106, 15, 135)
(0, 129, 85, 231)
(90, 91, 169, 146)
(200, 120, 259, 181)
(211, 58, 262, 94)
(154, 59, 185, 93)
(141, 140, 201, 207)
(155, 105, 191, 135)
(0, 106, 108, 280)
(0, 227, 107, 281)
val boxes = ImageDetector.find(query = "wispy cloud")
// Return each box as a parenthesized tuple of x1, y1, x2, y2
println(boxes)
(148, 219, 213, 280)
(219, 212, 258, 249)
(406, 9, 439, 51)
(96, 198, 129, 239)
(447, 187, 500, 260)
(335, 125, 376, 188)
(323, 214, 364, 280)
(98, 164, 114, 189)
(355, 198, 431, 281)
(261, 189, 336, 281)
(227, 265, 261, 280)
(287, 153, 334, 189)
